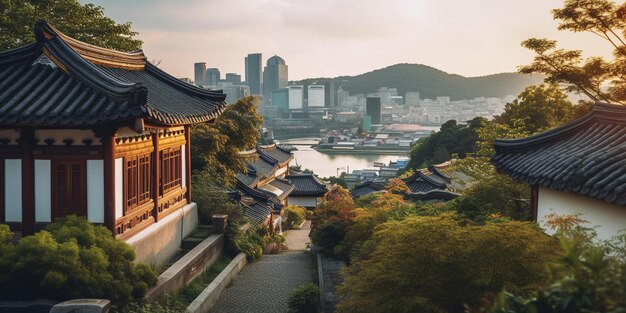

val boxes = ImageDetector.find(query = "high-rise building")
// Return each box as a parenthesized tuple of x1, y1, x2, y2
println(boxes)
(224, 73, 241, 83)
(307, 85, 325, 108)
(288, 85, 304, 110)
(405, 92, 420, 106)
(263, 55, 288, 102)
(245, 53, 262, 95)
(271, 88, 289, 116)
(205, 68, 220, 86)
(366, 97, 382, 125)
(194, 62, 206, 86)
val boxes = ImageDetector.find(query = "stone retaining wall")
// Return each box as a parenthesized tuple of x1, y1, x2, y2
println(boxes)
(186, 253, 247, 313)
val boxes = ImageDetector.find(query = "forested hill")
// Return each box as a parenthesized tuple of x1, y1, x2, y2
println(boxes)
(291, 63, 544, 100)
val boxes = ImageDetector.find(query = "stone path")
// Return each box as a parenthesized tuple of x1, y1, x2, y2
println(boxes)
(211, 222, 313, 313)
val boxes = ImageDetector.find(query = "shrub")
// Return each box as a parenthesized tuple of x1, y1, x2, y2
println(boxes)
(310, 221, 347, 256)
(192, 172, 244, 225)
(284, 205, 307, 229)
(288, 282, 320, 313)
(0, 216, 157, 302)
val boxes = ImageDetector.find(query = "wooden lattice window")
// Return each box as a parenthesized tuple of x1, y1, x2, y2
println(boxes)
(125, 154, 152, 212)
(161, 147, 182, 193)
(52, 160, 87, 219)
(0, 159, 4, 223)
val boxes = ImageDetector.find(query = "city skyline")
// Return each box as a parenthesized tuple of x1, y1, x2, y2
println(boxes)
(79, 0, 613, 81)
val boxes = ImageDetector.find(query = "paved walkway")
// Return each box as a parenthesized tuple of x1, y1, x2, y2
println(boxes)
(211, 221, 313, 313)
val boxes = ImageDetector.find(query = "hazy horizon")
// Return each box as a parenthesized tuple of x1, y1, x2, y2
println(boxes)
(79, 0, 615, 81)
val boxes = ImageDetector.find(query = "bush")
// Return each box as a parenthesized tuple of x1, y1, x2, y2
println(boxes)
(284, 205, 307, 229)
(0, 216, 157, 302)
(288, 282, 320, 313)
(192, 172, 244, 225)
(310, 221, 347, 256)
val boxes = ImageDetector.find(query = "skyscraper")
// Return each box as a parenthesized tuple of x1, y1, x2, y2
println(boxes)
(205, 68, 220, 86)
(366, 97, 382, 125)
(263, 55, 288, 102)
(307, 85, 325, 108)
(194, 62, 206, 86)
(245, 53, 262, 95)
(224, 73, 241, 83)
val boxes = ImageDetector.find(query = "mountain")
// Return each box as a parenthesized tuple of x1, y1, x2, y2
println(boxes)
(291, 63, 544, 101)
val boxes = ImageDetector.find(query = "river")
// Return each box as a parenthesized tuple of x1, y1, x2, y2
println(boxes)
(278, 138, 406, 178)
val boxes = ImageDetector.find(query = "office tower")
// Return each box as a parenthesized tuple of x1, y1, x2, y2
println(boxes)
(194, 62, 206, 86)
(245, 53, 262, 95)
(262, 55, 288, 101)
(288, 85, 304, 109)
(307, 85, 325, 108)
(224, 73, 241, 83)
(271, 88, 289, 115)
(318, 80, 336, 107)
(205, 68, 220, 86)
(366, 97, 382, 125)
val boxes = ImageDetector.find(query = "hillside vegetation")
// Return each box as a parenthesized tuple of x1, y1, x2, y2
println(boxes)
(292, 63, 543, 100)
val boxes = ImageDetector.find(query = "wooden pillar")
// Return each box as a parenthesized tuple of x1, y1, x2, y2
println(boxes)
(152, 131, 161, 222)
(103, 131, 116, 235)
(531, 185, 539, 222)
(21, 130, 35, 235)
(185, 126, 192, 203)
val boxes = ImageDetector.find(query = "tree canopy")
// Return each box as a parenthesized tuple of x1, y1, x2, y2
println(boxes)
(0, 0, 142, 51)
(520, 0, 626, 104)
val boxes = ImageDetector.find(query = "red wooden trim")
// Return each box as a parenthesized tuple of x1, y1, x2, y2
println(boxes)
(531, 185, 539, 222)
(51, 160, 87, 220)
(152, 132, 160, 222)
(21, 130, 35, 235)
(103, 132, 116, 234)
(185, 126, 191, 202)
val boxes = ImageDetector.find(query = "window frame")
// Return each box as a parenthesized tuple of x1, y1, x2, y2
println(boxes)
(51, 159, 87, 219)
(124, 153, 152, 213)
(160, 147, 182, 194)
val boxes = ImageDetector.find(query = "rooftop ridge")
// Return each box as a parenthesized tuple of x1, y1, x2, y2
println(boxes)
(402, 170, 446, 188)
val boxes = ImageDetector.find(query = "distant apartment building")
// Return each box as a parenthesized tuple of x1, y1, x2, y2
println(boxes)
(178, 77, 193, 85)
(205, 68, 220, 86)
(263, 55, 288, 102)
(224, 73, 242, 83)
(288, 85, 304, 110)
(194, 62, 206, 86)
(217, 82, 250, 104)
(307, 85, 325, 108)
(366, 97, 382, 125)
(245, 53, 263, 95)
(271, 88, 289, 116)
(405, 92, 420, 106)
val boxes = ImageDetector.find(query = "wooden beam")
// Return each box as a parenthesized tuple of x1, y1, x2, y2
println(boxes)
(21, 130, 35, 235)
(152, 131, 161, 222)
(103, 131, 116, 235)
(185, 126, 191, 203)
(531, 185, 539, 222)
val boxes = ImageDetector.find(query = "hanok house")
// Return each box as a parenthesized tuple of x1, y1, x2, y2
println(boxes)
(284, 174, 329, 209)
(401, 169, 459, 202)
(493, 102, 626, 240)
(0, 21, 226, 265)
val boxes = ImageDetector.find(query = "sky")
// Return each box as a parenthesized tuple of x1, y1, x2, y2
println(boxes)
(81, 0, 615, 81)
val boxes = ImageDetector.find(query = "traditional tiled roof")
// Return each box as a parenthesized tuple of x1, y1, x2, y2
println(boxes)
(249, 156, 277, 179)
(258, 178, 294, 201)
(428, 166, 451, 182)
(285, 174, 329, 197)
(350, 181, 387, 198)
(406, 190, 460, 202)
(492, 102, 626, 206)
(257, 144, 294, 166)
(401, 171, 447, 193)
(0, 21, 225, 127)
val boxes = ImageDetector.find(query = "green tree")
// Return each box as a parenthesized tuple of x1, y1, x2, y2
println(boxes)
(191, 96, 263, 187)
(520, 0, 626, 104)
(497, 84, 576, 133)
(336, 215, 559, 313)
(0, 0, 142, 51)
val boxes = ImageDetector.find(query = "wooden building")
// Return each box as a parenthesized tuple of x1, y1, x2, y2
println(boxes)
(0, 22, 226, 264)
(285, 174, 329, 208)
(493, 103, 626, 240)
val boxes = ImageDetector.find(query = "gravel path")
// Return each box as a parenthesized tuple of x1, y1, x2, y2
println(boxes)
(211, 251, 312, 313)
(284, 220, 311, 251)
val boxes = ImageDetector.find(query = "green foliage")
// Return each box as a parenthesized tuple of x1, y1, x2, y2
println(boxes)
(192, 172, 244, 225)
(191, 96, 263, 187)
(408, 117, 484, 168)
(336, 215, 559, 313)
(284, 205, 307, 229)
(520, 0, 626, 104)
(0, 216, 157, 302)
(0, 0, 142, 51)
(496, 84, 577, 134)
(288, 282, 321, 313)
(225, 223, 266, 261)
(310, 221, 347, 256)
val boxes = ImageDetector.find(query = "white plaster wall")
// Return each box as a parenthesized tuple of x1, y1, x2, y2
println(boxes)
(87, 160, 104, 223)
(115, 158, 123, 219)
(182, 144, 187, 187)
(36, 129, 101, 145)
(5, 159, 22, 222)
(0, 129, 20, 145)
(127, 202, 198, 267)
(288, 196, 318, 208)
(538, 187, 626, 241)
(34, 160, 51, 222)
